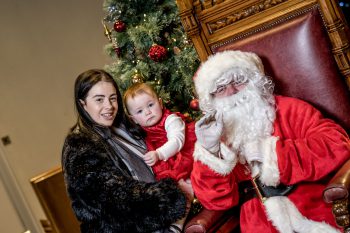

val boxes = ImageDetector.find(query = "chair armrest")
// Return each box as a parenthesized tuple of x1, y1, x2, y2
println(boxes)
(323, 159, 350, 203)
(184, 207, 239, 233)
(323, 159, 350, 231)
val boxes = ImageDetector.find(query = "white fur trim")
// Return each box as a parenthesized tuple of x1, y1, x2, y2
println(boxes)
(259, 136, 280, 186)
(264, 196, 340, 233)
(193, 142, 237, 175)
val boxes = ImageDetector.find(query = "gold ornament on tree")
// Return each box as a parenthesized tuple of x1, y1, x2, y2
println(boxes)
(173, 46, 181, 55)
(102, 20, 121, 57)
(102, 20, 112, 42)
(132, 72, 144, 84)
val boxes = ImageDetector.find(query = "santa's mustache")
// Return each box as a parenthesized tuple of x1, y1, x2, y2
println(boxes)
(212, 84, 276, 151)
(213, 83, 260, 111)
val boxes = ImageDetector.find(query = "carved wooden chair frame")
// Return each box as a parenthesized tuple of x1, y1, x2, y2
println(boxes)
(176, 0, 350, 88)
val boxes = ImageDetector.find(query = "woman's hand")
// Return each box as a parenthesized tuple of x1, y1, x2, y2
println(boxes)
(178, 178, 194, 205)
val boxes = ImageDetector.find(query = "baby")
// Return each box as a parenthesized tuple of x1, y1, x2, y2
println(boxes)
(123, 82, 196, 182)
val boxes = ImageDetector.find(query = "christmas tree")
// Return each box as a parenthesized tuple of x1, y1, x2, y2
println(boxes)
(102, 0, 200, 117)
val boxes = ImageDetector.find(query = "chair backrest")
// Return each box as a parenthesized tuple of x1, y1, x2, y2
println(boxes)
(30, 166, 80, 233)
(176, 0, 350, 131)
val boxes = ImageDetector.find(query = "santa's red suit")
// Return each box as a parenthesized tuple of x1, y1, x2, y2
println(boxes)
(191, 95, 350, 233)
(143, 109, 196, 181)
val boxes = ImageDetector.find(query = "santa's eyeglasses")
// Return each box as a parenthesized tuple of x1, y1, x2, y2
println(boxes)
(210, 74, 248, 95)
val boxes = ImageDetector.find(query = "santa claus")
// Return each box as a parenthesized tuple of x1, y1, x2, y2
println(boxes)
(191, 50, 350, 233)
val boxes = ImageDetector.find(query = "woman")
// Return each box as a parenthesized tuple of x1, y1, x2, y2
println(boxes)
(61, 69, 193, 233)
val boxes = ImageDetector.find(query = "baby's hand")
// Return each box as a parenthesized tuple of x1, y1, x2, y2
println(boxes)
(143, 151, 159, 166)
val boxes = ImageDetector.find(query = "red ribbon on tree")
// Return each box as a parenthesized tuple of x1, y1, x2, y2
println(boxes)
(148, 44, 168, 62)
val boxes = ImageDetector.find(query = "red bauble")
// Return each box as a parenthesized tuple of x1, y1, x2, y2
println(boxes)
(148, 44, 168, 62)
(113, 20, 126, 32)
(114, 47, 121, 57)
(190, 99, 200, 111)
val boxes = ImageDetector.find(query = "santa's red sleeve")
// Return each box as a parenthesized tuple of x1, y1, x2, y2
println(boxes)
(191, 142, 240, 210)
(273, 96, 350, 185)
(191, 161, 240, 210)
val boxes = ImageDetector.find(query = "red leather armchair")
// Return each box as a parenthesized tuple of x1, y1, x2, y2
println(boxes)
(185, 207, 240, 233)
(176, 0, 350, 232)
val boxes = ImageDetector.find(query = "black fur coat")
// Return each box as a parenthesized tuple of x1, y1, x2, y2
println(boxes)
(62, 130, 186, 233)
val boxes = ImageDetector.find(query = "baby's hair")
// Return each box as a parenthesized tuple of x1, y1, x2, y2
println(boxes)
(123, 82, 158, 115)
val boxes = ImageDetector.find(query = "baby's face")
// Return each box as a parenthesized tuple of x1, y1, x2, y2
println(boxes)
(126, 92, 163, 127)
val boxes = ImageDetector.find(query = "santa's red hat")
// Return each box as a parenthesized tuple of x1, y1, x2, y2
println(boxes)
(194, 50, 265, 110)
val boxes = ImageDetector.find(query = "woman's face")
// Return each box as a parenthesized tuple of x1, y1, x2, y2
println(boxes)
(80, 81, 118, 127)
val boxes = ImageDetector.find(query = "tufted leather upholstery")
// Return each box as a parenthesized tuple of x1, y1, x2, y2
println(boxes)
(215, 7, 350, 131)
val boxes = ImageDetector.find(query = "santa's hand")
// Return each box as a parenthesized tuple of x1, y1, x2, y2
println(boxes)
(142, 151, 159, 166)
(195, 110, 223, 154)
(243, 140, 264, 164)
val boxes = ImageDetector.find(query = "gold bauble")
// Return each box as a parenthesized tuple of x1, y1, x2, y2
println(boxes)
(173, 46, 181, 55)
(132, 73, 144, 84)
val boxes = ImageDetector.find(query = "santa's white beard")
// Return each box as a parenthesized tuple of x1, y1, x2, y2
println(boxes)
(213, 83, 276, 153)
